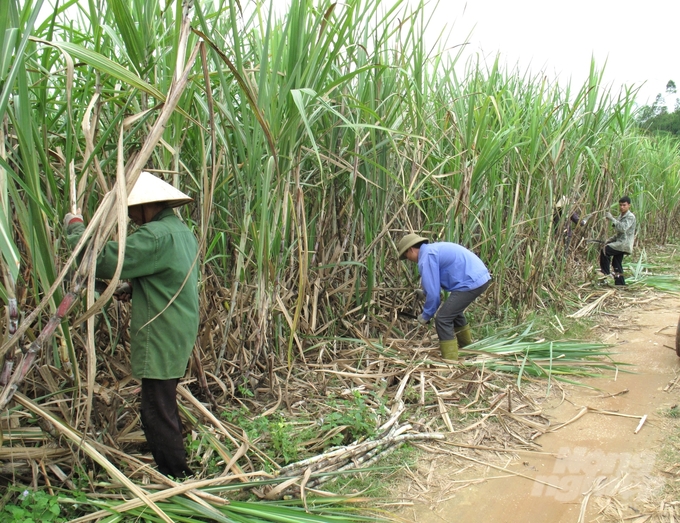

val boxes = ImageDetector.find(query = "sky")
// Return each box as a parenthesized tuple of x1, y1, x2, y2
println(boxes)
(405, 0, 680, 108)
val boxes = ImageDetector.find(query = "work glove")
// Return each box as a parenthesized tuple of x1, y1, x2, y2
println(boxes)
(63, 212, 83, 229)
(604, 211, 614, 221)
(417, 313, 429, 325)
(414, 289, 426, 300)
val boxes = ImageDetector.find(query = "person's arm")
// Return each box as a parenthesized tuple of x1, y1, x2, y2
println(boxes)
(95, 226, 160, 280)
(420, 254, 441, 321)
(613, 213, 635, 234)
(65, 220, 85, 250)
(64, 220, 90, 265)
(66, 219, 160, 280)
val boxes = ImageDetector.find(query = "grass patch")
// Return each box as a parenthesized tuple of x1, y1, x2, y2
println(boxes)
(333, 443, 421, 499)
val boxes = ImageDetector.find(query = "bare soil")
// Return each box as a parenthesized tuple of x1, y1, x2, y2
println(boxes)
(397, 293, 680, 522)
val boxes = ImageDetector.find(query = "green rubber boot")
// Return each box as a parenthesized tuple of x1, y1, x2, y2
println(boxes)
(440, 339, 459, 360)
(455, 325, 473, 348)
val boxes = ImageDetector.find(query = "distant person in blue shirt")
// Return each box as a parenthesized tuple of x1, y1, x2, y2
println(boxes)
(397, 233, 491, 361)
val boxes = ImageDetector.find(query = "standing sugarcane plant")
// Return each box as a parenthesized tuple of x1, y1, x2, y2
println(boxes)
(0, 250, 91, 409)
(0, 0, 41, 391)
(1, 0, 679, 402)
(0, 265, 19, 386)
(0, 0, 199, 406)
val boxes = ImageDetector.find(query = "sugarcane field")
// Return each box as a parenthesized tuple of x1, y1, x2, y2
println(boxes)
(2, 0, 680, 521)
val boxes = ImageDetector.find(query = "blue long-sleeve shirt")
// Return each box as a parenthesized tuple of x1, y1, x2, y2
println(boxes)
(418, 242, 490, 320)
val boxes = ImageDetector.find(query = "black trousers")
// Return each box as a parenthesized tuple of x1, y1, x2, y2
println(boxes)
(599, 245, 627, 285)
(140, 378, 193, 478)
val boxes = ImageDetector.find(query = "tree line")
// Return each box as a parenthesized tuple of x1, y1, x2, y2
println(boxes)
(637, 80, 680, 136)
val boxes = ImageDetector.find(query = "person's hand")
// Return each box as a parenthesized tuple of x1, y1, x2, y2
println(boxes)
(113, 282, 132, 302)
(417, 313, 429, 325)
(414, 289, 425, 300)
(604, 211, 614, 221)
(63, 211, 83, 229)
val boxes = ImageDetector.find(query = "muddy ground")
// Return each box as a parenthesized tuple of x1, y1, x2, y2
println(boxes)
(397, 293, 680, 522)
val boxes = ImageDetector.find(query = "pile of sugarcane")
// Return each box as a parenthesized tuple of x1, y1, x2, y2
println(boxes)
(259, 397, 445, 500)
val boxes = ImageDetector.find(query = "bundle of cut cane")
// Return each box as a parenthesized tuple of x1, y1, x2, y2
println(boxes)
(258, 402, 445, 500)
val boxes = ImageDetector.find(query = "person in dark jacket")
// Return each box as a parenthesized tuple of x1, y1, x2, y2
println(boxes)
(397, 233, 491, 360)
(552, 195, 591, 253)
(65, 172, 199, 478)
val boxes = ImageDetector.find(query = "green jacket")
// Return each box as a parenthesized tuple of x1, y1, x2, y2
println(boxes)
(606, 210, 636, 254)
(67, 208, 199, 379)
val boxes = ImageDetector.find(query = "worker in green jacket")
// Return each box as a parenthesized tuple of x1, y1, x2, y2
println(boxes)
(64, 172, 199, 478)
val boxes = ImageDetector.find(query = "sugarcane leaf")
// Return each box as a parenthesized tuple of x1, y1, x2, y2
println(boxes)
(291, 88, 323, 172)
(169, 497, 233, 523)
(0, 28, 18, 82)
(29, 37, 165, 101)
(107, 0, 146, 75)
(0, 0, 44, 118)
(0, 213, 19, 281)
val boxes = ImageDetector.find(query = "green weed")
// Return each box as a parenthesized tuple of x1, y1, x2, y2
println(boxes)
(0, 488, 86, 523)
(221, 407, 314, 465)
(321, 391, 387, 447)
(219, 391, 388, 465)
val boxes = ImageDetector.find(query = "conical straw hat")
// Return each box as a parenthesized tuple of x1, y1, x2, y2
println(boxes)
(397, 233, 428, 259)
(127, 172, 192, 208)
(555, 195, 569, 208)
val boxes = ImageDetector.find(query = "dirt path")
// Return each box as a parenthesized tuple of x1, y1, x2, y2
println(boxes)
(399, 294, 680, 522)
